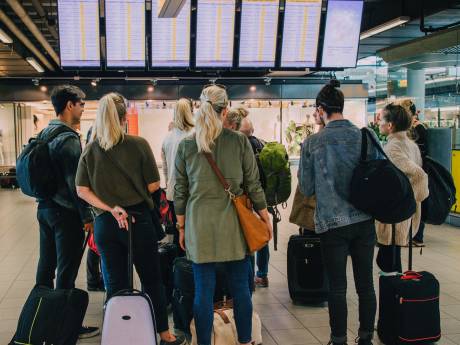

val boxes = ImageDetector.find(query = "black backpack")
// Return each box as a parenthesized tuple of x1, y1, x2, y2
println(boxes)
(421, 156, 456, 224)
(16, 127, 76, 199)
(350, 128, 416, 224)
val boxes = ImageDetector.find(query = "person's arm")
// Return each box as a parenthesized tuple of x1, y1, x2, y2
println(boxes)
(414, 124, 428, 157)
(161, 145, 168, 189)
(174, 141, 189, 251)
(299, 137, 315, 197)
(59, 135, 93, 225)
(140, 138, 161, 193)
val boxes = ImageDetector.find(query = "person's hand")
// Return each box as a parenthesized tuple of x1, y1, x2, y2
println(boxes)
(264, 218, 273, 241)
(110, 206, 131, 230)
(83, 222, 94, 233)
(179, 229, 186, 251)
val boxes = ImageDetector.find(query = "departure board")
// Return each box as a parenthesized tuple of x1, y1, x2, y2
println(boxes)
(151, 0, 191, 67)
(280, 0, 322, 68)
(321, 0, 363, 68)
(58, 0, 100, 67)
(196, 0, 236, 68)
(105, 0, 145, 68)
(239, 0, 279, 68)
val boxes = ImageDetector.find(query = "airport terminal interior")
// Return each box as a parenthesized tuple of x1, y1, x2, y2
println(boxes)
(1, 0, 460, 344)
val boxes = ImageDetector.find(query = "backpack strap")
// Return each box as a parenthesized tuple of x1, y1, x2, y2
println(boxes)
(38, 125, 78, 144)
(360, 128, 389, 161)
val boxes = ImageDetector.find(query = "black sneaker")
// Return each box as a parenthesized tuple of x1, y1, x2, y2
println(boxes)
(355, 336, 373, 345)
(78, 325, 100, 339)
(160, 334, 186, 345)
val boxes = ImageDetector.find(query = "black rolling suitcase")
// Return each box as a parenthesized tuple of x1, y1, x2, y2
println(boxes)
(158, 242, 178, 305)
(287, 229, 328, 304)
(377, 224, 441, 344)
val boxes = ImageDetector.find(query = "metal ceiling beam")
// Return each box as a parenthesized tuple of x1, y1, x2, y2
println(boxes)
(29, 0, 58, 40)
(0, 8, 55, 71)
(5, 0, 59, 65)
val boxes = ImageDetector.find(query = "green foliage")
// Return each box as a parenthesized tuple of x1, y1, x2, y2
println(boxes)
(368, 122, 387, 142)
(284, 120, 314, 155)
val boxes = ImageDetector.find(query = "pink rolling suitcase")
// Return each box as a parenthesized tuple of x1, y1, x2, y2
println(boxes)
(101, 215, 158, 345)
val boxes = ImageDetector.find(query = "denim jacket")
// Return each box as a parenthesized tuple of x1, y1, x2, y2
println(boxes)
(299, 120, 381, 233)
(38, 120, 93, 224)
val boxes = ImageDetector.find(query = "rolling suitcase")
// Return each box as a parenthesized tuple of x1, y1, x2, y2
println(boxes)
(287, 229, 328, 304)
(101, 215, 158, 345)
(377, 224, 441, 344)
(159, 242, 178, 305)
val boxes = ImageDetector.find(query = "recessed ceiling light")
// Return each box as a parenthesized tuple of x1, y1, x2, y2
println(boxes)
(250, 85, 256, 92)
(40, 85, 47, 92)
(147, 85, 154, 92)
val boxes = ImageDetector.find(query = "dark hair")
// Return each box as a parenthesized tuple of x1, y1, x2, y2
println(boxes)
(50, 85, 85, 116)
(382, 103, 412, 132)
(409, 101, 416, 116)
(315, 79, 344, 115)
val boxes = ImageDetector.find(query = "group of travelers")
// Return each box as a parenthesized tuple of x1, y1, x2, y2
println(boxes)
(30, 79, 428, 345)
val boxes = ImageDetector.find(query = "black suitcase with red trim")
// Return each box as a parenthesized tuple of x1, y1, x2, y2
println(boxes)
(377, 225, 441, 344)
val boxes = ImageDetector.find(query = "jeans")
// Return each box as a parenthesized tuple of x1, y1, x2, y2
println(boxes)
(256, 245, 269, 278)
(86, 249, 104, 288)
(36, 204, 84, 289)
(94, 203, 169, 332)
(376, 245, 402, 273)
(193, 256, 253, 345)
(413, 221, 425, 243)
(319, 219, 376, 344)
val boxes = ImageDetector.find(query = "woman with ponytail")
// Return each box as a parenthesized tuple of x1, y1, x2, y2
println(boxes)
(299, 80, 381, 345)
(76, 93, 185, 345)
(174, 85, 272, 345)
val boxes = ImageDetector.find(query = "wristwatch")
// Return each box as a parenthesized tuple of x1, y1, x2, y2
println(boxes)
(176, 223, 185, 231)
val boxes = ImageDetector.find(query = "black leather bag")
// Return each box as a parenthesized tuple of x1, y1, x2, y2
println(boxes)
(350, 128, 416, 224)
(421, 156, 456, 225)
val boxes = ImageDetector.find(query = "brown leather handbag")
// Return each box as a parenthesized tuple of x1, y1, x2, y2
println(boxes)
(289, 185, 316, 231)
(204, 153, 270, 253)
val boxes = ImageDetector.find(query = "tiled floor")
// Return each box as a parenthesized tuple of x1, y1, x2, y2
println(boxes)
(1, 189, 460, 344)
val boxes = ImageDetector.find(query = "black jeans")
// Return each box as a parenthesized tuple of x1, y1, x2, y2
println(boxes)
(319, 219, 376, 344)
(36, 204, 84, 289)
(413, 221, 425, 243)
(94, 203, 169, 333)
(376, 245, 402, 273)
(86, 249, 104, 288)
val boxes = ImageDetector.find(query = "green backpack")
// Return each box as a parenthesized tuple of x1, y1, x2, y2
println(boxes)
(259, 142, 292, 206)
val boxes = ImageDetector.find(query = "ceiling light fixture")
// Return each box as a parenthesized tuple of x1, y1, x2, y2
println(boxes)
(360, 16, 410, 40)
(91, 79, 98, 87)
(250, 85, 256, 92)
(26, 57, 45, 73)
(0, 28, 13, 44)
(147, 85, 154, 92)
(40, 85, 47, 92)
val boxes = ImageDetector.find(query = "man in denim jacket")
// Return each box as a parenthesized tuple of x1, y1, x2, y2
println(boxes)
(36, 85, 98, 338)
(299, 80, 380, 345)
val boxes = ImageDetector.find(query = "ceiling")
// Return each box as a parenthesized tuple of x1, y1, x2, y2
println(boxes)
(0, 0, 460, 79)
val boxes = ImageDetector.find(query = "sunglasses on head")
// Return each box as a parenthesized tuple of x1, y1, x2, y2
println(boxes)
(203, 83, 227, 90)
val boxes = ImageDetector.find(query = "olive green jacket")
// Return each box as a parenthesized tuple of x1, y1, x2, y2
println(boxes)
(174, 128, 267, 264)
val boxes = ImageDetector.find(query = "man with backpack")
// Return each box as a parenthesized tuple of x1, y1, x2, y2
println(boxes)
(31, 85, 98, 338)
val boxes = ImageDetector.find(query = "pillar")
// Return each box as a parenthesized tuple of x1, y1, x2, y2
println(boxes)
(407, 68, 425, 120)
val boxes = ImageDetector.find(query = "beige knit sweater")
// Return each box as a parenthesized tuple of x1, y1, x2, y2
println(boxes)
(376, 131, 429, 246)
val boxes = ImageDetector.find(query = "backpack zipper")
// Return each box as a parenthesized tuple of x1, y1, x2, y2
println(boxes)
(399, 296, 439, 304)
(14, 297, 43, 345)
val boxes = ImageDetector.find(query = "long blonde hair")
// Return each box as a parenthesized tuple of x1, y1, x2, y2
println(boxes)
(226, 107, 248, 130)
(92, 93, 127, 151)
(195, 86, 228, 152)
(174, 98, 194, 132)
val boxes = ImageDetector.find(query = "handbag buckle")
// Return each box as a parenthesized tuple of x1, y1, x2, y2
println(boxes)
(225, 187, 236, 200)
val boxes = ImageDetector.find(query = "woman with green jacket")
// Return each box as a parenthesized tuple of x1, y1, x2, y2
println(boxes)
(174, 85, 272, 345)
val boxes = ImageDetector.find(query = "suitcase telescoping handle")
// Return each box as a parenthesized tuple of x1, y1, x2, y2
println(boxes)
(391, 222, 414, 273)
(125, 211, 141, 290)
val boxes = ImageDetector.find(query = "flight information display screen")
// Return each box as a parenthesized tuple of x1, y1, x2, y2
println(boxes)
(196, 0, 236, 68)
(58, 0, 100, 67)
(105, 0, 145, 68)
(151, 0, 191, 67)
(239, 0, 279, 68)
(280, 0, 322, 68)
(321, 0, 364, 68)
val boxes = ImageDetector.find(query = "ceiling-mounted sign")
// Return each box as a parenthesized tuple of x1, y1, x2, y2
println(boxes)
(280, 0, 322, 68)
(151, 0, 191, 67)
(58, 0, 100, 68)
(238, 0, 279, 68)
(321, 0, 364, 68)
(105, 0, 146, 68)
(195, 0, 236, 68)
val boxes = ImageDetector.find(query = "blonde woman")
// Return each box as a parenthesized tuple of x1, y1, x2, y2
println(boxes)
(223, 107, 248, 130)
(174, 85, 272, 345)
(76, 93, 185, 345)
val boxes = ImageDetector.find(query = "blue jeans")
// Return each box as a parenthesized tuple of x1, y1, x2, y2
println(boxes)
(256, 245, 269, 278)
(36, 204, 84, 289)
(94, 203, 169, 332)
(193, 257, 253, 345)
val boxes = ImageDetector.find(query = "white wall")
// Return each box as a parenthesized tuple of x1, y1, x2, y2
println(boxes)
(0, 104, 16, 166)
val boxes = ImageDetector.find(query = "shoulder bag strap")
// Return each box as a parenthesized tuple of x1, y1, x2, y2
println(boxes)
(203, 152, 235, 199)
(39, 126, 78, 143)
(361, 127, 390, 161)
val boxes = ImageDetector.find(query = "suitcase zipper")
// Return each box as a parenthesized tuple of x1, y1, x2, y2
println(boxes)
(399, 296, 439, 304)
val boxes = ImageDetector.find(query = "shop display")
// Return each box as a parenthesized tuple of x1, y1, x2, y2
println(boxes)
(105, 0, 145, 68)
(58, 0, 100, 68)
(238, 0, 279, 68)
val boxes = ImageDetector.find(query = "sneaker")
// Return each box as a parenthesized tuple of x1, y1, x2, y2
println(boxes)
(87, 284, 105, 292)
(412, 240, 425, 248)
(78, 325, 100, 339)
(327, 341, 347, 345)
(160, 334, 186, 345)
(355, 336, 373, 345)
(254, 276, 269, 288)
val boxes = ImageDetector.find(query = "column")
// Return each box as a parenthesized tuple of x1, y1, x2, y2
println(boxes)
(407, 68, 425, 120)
